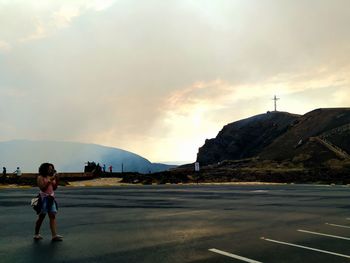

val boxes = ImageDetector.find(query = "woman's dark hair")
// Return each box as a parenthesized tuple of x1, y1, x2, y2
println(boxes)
(38, 163, 55, 177)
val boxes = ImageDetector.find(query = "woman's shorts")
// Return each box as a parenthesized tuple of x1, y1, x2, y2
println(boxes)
(41, 196, 58, 214)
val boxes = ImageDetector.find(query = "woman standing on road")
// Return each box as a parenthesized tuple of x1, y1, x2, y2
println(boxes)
(34, 163, 63, 241)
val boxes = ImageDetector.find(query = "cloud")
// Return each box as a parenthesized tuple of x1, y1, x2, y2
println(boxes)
(19, 18, 47, 42)
(52, 5, 81, 29)
(85, 0, 116, 12)
(166, 80, 233, 113)
(0, 1, 350, 162)
(163, 64, 350, 120)
(0, 40, 11, 52)
(1, 0, 116, 45)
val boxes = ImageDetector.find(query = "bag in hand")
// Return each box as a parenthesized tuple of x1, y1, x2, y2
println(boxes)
(31, 194, 42, 214)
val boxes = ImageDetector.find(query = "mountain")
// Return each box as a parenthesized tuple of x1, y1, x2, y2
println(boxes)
(0, 140, 175, 173)
(197, 111, 300, 165)
(197, 108, 350, 166)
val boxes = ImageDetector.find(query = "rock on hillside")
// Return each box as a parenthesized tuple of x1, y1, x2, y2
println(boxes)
(196, 111, 300, 165)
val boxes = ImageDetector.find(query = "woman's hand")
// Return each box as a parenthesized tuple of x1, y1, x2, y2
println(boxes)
(50, 175, 58, 190)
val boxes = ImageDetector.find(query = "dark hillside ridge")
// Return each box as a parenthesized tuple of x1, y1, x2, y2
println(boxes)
(197, 108, 350, 166)
(260, 108, 350, 162)
(196, 111, 300, 165)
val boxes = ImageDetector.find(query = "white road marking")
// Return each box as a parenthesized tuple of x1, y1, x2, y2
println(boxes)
(261, 237, 350, 259)
(298, 229, 350, 240)
(326, 223, 350, 229)
(209, 248, 263, 263)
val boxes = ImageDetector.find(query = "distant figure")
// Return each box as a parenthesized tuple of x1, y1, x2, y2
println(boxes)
(14, 167, 21, 176)
(2, 167, 6, 177)
(34, 163, 63, 241)
(95, 163, 102, 176)
(109, 165, 113, 173)
(103, 164, 106, 173)
(194, 162, 200, 172)
(84, 161, 98, 173)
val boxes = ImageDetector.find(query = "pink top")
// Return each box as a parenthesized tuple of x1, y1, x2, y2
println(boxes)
(38, 176, 56, 198)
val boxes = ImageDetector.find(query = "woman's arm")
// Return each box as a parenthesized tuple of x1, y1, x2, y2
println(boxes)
(52, 176, 58, 190)
(37, 176, 50, 191)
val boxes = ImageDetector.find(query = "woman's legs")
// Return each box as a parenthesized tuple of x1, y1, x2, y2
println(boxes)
(48, 212, 63, 241)
(48, 212, 57, 237)
(35, 213, 46, 235)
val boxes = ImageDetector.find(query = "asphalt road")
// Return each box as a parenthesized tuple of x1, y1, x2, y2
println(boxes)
(1, 184, 350, 263)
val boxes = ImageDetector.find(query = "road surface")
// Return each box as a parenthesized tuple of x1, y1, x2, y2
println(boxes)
(1, 184, 350, 263)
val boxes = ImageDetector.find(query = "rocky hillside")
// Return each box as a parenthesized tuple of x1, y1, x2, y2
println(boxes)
(196, 111, 300, 165)
(197, 108, 350, 167)
(260, 108, 350, 164)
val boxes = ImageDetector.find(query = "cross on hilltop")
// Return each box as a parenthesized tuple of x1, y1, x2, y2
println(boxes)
(272, 95, 280, 111)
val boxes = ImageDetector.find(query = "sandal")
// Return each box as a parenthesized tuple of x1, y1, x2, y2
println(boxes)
(33, 234, 43, 240)
(52, 235, 63, 241)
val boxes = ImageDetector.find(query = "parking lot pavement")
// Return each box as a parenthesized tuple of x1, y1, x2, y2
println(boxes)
(210, 216, 350, 263)
(1, 184, 350, 262)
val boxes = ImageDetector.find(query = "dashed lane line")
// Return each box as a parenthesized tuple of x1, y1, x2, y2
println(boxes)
(326, 223, 350, 229)
(261, 237, 350, 259)
(209, 248, 263, 263)
(298, 229, 350, 240)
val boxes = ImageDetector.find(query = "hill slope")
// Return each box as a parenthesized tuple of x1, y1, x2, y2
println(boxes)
(196, 111, 300, 165)
(260, 108, 350, 163)
(197, 108, 350, 168)
(0, 140, 174, 173)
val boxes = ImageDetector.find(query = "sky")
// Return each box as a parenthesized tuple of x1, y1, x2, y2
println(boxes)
(0, 0, 349, 164)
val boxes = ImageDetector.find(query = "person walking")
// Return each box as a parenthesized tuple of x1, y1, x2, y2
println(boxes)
(34, 163, 63, 241)
(2, 167, 6, 177)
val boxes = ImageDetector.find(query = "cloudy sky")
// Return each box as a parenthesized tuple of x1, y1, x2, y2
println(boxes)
(0, 0, 349, 163)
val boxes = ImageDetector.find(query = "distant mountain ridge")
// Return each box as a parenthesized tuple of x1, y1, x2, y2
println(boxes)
(197, 108, 350, 166)
(0, 140, 175, 173)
